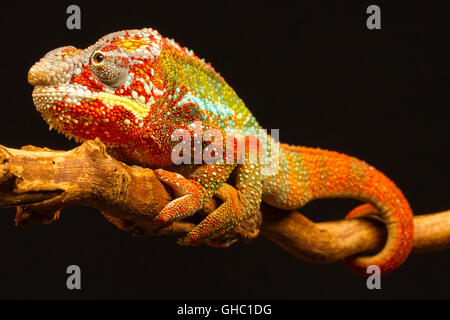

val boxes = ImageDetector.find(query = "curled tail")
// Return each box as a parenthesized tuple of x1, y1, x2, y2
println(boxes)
(342, 203, 411, 275)
(279, 145, 414, 275)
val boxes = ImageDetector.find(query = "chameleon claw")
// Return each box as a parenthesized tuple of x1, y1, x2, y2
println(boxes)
(180, 195, 258, 246)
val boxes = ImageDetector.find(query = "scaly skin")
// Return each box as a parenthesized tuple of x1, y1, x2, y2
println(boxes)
(28, 28, 413, 275)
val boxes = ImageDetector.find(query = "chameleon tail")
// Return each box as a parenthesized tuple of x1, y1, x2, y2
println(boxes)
(288, 146, 414, 275)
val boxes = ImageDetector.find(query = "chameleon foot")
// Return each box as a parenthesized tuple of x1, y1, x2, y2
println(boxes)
(153, 169, 205, 227)
(178, 184, 260, 246)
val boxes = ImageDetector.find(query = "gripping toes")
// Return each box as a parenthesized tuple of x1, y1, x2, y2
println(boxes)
(179, 202, 234, 246)
(179, 186, 260, 246)
(153, 169, 205, 227)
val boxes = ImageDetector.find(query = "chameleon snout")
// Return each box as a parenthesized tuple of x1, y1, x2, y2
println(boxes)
(28, 46, 85, 87)
(28, 64, 50, 86)
(28, 61, 72, 87)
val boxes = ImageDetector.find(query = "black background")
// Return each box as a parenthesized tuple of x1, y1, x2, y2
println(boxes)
(0, 0, 448, 299)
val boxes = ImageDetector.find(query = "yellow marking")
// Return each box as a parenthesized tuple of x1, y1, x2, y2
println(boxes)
(97, 92, 149, 119)
(61, 48, 82, 57)
(114, 37, 148, 52)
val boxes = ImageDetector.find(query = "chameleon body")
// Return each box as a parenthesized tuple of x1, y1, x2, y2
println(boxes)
(28, 28, 413, 275)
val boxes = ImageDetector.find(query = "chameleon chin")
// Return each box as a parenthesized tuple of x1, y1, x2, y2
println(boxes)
(28, 27, 413, 275)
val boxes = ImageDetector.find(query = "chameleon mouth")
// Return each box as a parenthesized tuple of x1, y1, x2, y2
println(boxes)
(31, 85, 151, 144)
(31, 85, 94, 142)
(32, 85, 94, 110)
(32, 84, 151, 120)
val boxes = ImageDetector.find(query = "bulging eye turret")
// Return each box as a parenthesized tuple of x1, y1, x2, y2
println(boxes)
(92, 52, 105, 64)
(89, 44, 129, 88)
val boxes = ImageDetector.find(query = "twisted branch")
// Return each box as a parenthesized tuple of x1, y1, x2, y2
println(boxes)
(0, 139, 448, 264)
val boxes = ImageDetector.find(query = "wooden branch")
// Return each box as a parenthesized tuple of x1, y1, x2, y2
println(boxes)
(0, 139, 448, 264)
(261, 205, 450, 263)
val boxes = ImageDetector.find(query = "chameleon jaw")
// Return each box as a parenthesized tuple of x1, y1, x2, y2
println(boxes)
(32, 84, 151, 120)
(31, 84, 154, 145)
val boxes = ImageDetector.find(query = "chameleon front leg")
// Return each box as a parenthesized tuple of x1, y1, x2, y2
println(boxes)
(153, 135, 264, 246)
(181, 162, 263, 246)
(153, 162, 235, 227)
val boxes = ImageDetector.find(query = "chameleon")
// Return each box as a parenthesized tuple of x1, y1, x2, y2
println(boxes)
(28, 28, 413, 275)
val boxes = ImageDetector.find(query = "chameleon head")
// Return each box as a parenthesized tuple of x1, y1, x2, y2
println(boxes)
(28, 28, 164, 145)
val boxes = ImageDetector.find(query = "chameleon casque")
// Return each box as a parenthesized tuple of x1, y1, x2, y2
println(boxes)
(28, 28, 413, 275)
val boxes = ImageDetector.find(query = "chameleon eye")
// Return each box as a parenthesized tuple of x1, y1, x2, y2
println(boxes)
(89, 45, 130, 88)
(92, 52, 104, 64)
